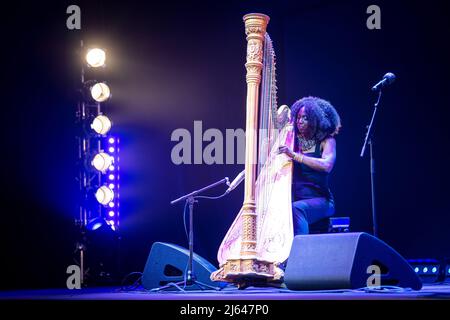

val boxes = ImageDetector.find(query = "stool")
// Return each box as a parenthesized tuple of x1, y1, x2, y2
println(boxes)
(309, 217, 350, 234)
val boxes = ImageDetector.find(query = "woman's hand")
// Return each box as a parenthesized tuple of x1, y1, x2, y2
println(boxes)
(278, 145, 295, 159)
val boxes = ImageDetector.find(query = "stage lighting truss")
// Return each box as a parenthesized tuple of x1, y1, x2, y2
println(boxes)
(76, 42, 120, 231)
(74, 41, 121, 286)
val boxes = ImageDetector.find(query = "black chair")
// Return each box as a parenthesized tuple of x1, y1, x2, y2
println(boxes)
(309, 216, 350, 234)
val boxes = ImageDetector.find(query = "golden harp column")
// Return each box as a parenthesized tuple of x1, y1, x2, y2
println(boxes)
(218, 13, 279, 285)
(241, 13, 269, 260)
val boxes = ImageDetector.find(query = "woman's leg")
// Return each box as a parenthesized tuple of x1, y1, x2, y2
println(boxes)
(292, 198, 335, 235)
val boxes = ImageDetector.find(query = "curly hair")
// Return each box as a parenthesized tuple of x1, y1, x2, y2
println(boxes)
(291, 96, 342, 142)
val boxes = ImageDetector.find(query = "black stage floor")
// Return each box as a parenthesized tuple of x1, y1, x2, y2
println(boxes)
(2, 283, 450, 300)
(3, 285, 449, 318)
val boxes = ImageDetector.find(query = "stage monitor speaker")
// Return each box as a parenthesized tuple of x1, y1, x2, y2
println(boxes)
(284, 232, 422, 290)
(142, 242, 219, 290)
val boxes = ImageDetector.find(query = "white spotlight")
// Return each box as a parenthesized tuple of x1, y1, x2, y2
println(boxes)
(91, 115, 112, 135)
(91, 152, 114, 172)
(86, 48, 106, 68)
(95, 186, 115, 205)
(90, 82, 111, 102)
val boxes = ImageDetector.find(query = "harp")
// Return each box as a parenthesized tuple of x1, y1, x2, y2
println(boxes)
(211, 14, 295, 286)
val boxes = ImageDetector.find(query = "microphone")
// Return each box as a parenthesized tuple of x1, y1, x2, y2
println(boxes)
(225, 170, 245, 194)
(371, 72, 396, 91)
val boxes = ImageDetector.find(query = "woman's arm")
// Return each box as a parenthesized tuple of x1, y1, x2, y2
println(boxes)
(278, 137, 336, 173)
(300, 138, 336, 172)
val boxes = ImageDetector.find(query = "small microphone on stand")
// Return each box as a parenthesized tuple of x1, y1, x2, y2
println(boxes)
(225, 170, 245, 194)
(371, 72, 396, 91)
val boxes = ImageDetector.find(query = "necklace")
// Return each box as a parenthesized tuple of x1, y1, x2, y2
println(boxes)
(297, 135, 316, 152)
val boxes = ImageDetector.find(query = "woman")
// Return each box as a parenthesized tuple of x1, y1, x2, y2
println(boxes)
(278, 96, 341, 235)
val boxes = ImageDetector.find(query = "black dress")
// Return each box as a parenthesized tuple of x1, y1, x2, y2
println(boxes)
(292, 141, 334, 202)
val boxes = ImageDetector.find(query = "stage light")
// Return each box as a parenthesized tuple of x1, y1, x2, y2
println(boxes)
(86, 48, 106, 68)
(95, 186, 114, 205)
(109, 183, 115, 189)
(91, 152, 114, 173)
(408, 259, 444, 284)
(108, 138, 115, 144)
(108, 202, 115, 208)
(108, 211, 115, 217)
(91, 115, 112, 135)
(108, 147, 115, 153)
(328, 217, 350, 233)
(109, 174, 115, 180)
(90, 82, 111, 102)
(86, 217, 105, 231)
(109, 165, 115, 171)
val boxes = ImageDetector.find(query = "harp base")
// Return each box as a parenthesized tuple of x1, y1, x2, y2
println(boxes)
(210, 258, 284, 288)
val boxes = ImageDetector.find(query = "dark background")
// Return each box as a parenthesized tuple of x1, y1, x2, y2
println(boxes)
(2, 0, 449, 289)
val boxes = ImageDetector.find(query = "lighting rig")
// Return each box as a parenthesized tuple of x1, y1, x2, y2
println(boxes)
(74, 41, 120, 286)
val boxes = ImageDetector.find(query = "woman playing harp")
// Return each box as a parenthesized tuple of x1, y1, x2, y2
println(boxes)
(211, 14, 341, 286)
(278, 97, 341, 236)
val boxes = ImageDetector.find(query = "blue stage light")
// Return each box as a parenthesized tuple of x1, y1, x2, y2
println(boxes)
(408, 259, 445, 283)
(86, 217, 108, 232)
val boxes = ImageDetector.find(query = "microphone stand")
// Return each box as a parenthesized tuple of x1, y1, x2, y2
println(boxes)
(360, 89, 383, 238)
(153, 177, 229, 292)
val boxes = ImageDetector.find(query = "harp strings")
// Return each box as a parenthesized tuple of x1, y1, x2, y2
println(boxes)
(257, 33, 279, 229)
